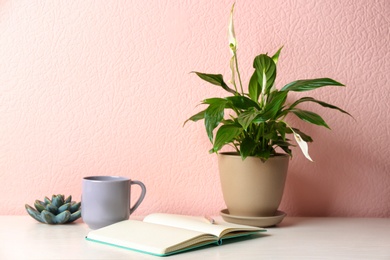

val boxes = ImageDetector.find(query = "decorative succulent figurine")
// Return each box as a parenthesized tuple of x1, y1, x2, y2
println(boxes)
(25, 194, 81, 224)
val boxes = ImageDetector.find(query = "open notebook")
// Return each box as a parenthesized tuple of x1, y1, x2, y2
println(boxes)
(85, 213, 265, 256)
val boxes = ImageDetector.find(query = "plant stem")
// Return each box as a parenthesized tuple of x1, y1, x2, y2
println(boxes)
(259, 123, 265, 152)
(233, 52, 244, 95)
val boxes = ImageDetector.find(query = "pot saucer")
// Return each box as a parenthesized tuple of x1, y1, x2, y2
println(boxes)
(220, 209, 286, 227)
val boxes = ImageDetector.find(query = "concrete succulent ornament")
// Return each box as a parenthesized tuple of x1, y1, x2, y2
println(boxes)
(25, 194, 81, 224)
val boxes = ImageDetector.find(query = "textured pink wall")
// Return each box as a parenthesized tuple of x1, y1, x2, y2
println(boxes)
(1, 1, 389, 217)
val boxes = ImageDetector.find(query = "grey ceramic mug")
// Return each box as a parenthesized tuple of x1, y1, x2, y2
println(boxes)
(82, 176, 146, 229)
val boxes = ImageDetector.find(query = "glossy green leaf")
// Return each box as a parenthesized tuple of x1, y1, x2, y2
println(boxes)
(204, 101, 227, 142)
(278, 145, 292, 157)
(275, 121, 287, 141)
(237, 109, 259, 130)
(248, 71, 260, 102)
(291, 109, 330, 129)
(212, 125, 243, 152)
(288, 96, 352, 117)
(183, 110, 205, 126)
(184, 11, 352, 162)
(263, 91, 288, 119)
(202, 98, 226, 105)
(239, 137, 257, 160)
(193, 72, 237, 94)
(286, 127, 313, 142)
(257, 150, 272, 161)
(226, 96, 260, 110)
(253, 54, 277, 96)
(272, 138, 293, 157)
(252, 113, 268, 124)
(203, 97, 235, 110)
(281, 78, 344, 92)
(271, 46, 283, 64)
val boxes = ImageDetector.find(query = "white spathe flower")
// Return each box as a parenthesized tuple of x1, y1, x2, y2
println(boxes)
(228, 3, 237, 54)
(292, 130, 313, 162)
(229, 56, 236, 84)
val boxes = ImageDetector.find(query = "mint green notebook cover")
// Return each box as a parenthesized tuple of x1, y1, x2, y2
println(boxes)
(86, 230, 264, 257)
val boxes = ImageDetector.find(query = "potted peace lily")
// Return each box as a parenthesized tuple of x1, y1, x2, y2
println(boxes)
(185, 5, 351, 223)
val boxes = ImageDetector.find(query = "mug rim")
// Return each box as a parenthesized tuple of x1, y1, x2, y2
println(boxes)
(83, 176, 130, 182)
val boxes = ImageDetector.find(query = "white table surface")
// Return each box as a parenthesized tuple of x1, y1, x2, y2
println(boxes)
(1, 216, 389, 259)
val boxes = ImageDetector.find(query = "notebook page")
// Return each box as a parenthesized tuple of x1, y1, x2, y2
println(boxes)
(144, 213, 261, 238)
(86, 220, 211, 256)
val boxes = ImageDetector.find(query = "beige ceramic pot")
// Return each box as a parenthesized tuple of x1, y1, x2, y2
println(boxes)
(218, 152, 289, 217)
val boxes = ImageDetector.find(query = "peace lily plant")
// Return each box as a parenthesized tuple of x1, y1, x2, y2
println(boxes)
(185, 4, 351, 162)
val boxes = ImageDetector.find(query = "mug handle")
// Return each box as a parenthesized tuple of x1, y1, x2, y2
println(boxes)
(129, 180, 146, 214)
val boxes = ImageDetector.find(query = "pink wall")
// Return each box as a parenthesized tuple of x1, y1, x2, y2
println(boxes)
(1, 1, 389, 217)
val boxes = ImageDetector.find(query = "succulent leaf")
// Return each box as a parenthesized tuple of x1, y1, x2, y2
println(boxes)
(45, 203, 58, 215)
(69, 210, 82, 223)
(54, 211, 71, 224)
(41, 210, 56, 224)
(25, 204, 45, 223)
(34, 200, 46, 213)
(70, 202, 81, 213)
(65, 195, 72, 204)
(44, 196, 51, 204)
(25, 194, 81, 224)
(51, 195, 64, 208)
(58, 203, 71, 213)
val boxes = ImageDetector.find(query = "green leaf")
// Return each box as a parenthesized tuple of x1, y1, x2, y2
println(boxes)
(291, 109, 330, 129)
(286, 127, 313, 142)
(202, 98, 227, 105)
(237, 109, 259, 130)
(193, 72, 237, 94)
(280, 78, 344, 92)
(226, 96, 260, 110)
(221, 119, 239, 126)
(248, 71, 260, 102)
(183, 110, 206, 126)
(275, 121, 288, 141)
(212, 125, 243, 152)
(272, 137, 293, 157)
(288, 97, 352, 117)
(271, 46, 283, 64)
(253, 54, 277, 96)
(257, 150, 272, 161)
(204, 101, 227, 142)
(239, 137, 257, 160)
(278, 145, 292, 157)
(263, 91, 288, 119)
(203, 97, 235, 110)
